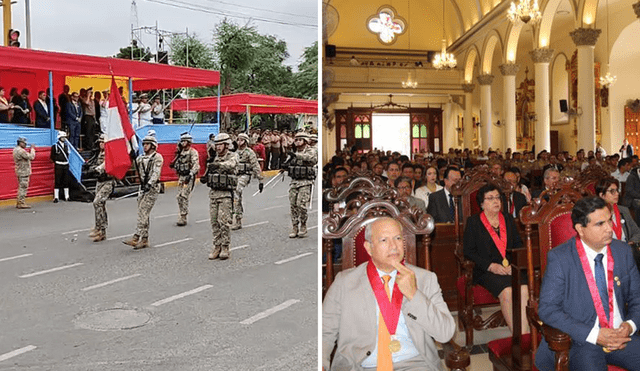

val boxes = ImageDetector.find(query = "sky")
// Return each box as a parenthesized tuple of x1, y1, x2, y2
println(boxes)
(8, 0, 318, 70)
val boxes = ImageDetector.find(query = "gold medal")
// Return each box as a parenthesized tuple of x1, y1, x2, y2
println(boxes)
(603, 347, 612, 353)
(502, 258, 509, 268)
(389, 339, 401, 353)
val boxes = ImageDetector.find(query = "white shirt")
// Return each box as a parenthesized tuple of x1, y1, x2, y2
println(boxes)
(414, 183, 443, 209)
(611, 169, 629, 183)
(582, 241, 637, 344)
(138, 103, 152, 125)
(151, 103, 164, 119)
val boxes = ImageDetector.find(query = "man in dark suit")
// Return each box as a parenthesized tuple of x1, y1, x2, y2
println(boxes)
(66, 91, 83, 149)
(531, 167, 560, 200)
(33, 91, 51, 129)
(503, 170, 529, 218)
(536, 196, 640, 371)
(426, 166, 462, 223)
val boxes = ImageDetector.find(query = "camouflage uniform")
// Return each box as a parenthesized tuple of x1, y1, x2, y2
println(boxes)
(89, 145, 116, 242)
(13, 139, 36, 208)
(123, 135, 164, 249)
(232, 141, 263, 229)
(171, 140, 200, 226)
(288, 135, 318, 238)
(202, 134, 238, 260)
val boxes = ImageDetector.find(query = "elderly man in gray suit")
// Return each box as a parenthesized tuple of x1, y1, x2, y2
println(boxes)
(322, 217, 455, 371)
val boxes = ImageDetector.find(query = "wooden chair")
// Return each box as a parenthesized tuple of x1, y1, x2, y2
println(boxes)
(322, 178, 470, 371)
(515, 186, 627, 371)
(451, 166, 512, 346)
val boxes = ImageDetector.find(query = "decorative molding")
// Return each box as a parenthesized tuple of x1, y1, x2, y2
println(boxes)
(569, 28, 601, 47)
(499, 63, 520, 76)
(634, 1, 640, 19)
(461, 83, 475, 93)
(529, 49, 555, 64)
(476, 74, 494, 86)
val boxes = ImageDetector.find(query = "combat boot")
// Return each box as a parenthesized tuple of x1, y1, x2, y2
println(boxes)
(134, 238, 149, 250)
(230, 215, 241, 230)
(88, 228, 100, 238)
(16, 202, 31, 209)
(176, 215, 187, 227)
(298, 223, 308, 238)
(122, 234, 139, 247)
(289, 225, 298, 238)
(219, 245, 230, 260)
(92, 230, 106, 242)
(209, 245, 221, 260)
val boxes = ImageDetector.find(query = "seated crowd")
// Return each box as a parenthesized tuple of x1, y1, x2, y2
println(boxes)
(323, 145, 640, 371)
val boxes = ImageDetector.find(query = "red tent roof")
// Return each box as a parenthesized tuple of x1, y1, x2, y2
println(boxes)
(0, 46, 219, 90)
(171, 93, 318, 114)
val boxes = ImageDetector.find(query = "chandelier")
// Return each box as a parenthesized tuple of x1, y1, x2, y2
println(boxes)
(599, 0, 616, 87)
(433, 0, 456, 70)
(507, 0, 541, 24)
(402, 72, 418, 88)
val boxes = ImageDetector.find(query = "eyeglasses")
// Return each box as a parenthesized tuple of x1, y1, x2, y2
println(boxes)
(607, 188, 619, 194)
(484, 196, 501, 201)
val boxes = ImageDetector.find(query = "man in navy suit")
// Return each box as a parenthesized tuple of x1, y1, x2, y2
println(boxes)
(66, 91, 83, 149)
(536, 196, 640, 371)
(426, 166, 462, 223)
(33, 91, 51, 129)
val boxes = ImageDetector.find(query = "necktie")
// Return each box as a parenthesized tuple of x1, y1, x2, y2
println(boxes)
(448, 193, 456, 221)
(377, 275, 393, 371)
(594, 253, 610, 321)
(509, 196, 515, 216)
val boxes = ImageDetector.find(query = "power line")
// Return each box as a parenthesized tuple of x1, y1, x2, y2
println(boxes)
(200, 0, 315, 20)
(144, 0, 317, 29)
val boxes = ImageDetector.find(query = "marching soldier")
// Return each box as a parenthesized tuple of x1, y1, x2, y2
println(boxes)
(200, 133, 238, 260)
(169, 132, 200, 226)
(13, 136, 36, 209)
(88, 134, 116, 242)
(309, 132, 318, 150)
(231, 133, 264, 230)
(286, 132, 318, 238)
(123, 134, 164, 250)
(50, 131, 71, 203)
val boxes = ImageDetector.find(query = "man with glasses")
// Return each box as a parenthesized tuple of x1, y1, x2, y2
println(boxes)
(395, 176, 426, 212)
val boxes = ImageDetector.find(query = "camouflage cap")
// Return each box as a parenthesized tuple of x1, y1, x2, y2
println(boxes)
(215, 132, 232, 146)
(142, 134, 158, 148)
(180, 132, 193, 143)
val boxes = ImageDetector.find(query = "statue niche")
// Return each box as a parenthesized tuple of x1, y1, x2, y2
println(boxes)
(516, 67, 535, 151)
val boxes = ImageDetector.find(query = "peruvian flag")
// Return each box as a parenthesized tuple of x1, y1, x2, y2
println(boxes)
(105, 77, 137, 179)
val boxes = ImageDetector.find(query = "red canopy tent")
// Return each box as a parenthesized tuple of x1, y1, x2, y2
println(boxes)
(171, 93, 318, 115)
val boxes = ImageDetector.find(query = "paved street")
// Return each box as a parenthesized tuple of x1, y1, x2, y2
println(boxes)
(0, 175, 318, 370)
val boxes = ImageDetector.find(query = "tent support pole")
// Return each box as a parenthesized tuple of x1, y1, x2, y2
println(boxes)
(217, 84, 220, 127)
(246, 106, 250, 133)
(49, 70, 55, 145)
(128, 78, 133, 124)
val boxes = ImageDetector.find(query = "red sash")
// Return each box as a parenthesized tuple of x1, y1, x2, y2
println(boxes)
(367, 260, 403, 336)
(575, 238, 615, 328)
(480, 212, 507, 259)
(612, 204, 623, 240)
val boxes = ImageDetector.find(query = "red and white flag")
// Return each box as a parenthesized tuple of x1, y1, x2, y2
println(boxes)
(105, 77, 137, 179)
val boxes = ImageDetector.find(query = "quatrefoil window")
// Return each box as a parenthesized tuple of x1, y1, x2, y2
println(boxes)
(367, 6, 406, 45)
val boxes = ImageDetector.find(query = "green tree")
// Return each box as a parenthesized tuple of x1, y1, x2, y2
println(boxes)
(293, 41, 318, 99)
(115, 41, 153, 62)
(213, 20, 258, 95)
(169, 33, 216, 70)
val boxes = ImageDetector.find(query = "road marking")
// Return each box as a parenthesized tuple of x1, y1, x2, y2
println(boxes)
(19, 263, 84, 278)
(107, 234, 132, 241)
(274, 252, 313, 265)
(308, 225, 318, 230)
(276, 194, 288, 199)
(230, 244, 249, 251)
(81, 274, 142, 291)
(61, 228, 91, 235)
(243, 221, 269, 228)
(155, 238, 193, 248)
(260, 205, 285, 211)
(240, 299, 300, 325)
(0, 253, 32, 263)
(151, 285, 213, 307)
(0, 345, 37, 362)
(195, 218, 208, 224)
(154, 213, 178, 219)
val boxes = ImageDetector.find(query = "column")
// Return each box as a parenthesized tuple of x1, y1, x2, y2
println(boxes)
(529, 49, 554, 153)
(461, 83, 475, 150)
(499, 64, 520, 152)
(570, 28, 601, 152)
(477, 74, 494, 151)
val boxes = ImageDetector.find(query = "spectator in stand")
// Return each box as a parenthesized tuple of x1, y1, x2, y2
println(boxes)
(385, 161, 401, 187)
(130, 95, 140, 129)
(33, 91, 51, 129)
(11, 88, 31, 125)
(426, 166, 462, 223)
(270, 129, 282, 170)
(0, 87, 15, 123)
(489, 161, 504, 178)
(395, 176, 426, 212)
(45, 88, 58, 125)
(94, 91, 102, 134)
(252, 138, 266, 171)
(80, 88, 97, 149)
(66, 92, 83, 149)
(138, 94, 152, 127)
(118, 86, 127, 105)
(620, 138, 634, 159)
(151, 97, 164, 125)
(372, 162, 387, 182)
(98, 89, 109, 134)
(414, 165, 443, 209)
(262, 129, 271, 170)
(612, 158, 632, 183)
(58, 85, 70, 131)
(508, 166, 531, 202)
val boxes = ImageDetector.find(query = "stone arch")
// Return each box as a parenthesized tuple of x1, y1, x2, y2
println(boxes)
(463, 45, 480, 83)
(581, 0, 599, 26)
(538, 0, 579, 48)
(480, 30, 503, 74)
(504, 22, 524, 62)
(551, 52, 569, 124)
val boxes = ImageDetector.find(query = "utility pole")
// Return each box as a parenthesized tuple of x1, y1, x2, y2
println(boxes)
(24, 0, 30, 48)
(2, 0, 13, 46)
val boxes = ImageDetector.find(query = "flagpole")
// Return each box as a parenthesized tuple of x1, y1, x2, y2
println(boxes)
(48, 70, 55, 145)
(217, 83, 220, 127)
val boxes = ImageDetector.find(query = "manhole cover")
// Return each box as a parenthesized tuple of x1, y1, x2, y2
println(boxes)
(75, 308, 151, 331)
